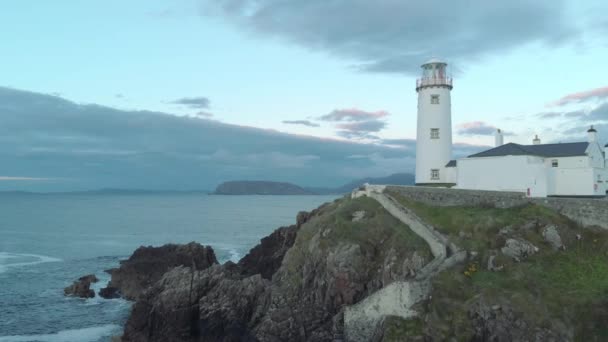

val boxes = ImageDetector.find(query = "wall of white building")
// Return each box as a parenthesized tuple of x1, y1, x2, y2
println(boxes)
(456, 155, 548, 197)
(458, 151, 606, 197)
(415, 86, 452, 184)
(445, 166, 458, 184)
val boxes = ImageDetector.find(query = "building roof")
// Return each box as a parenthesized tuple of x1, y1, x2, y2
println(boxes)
(445, 160, 457, 167)
(468, 142, 589, 159)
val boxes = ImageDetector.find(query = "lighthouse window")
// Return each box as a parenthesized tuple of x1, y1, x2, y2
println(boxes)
(430, 128, 440, 139)
(431, 169, 440, 180)
(431, 94, 440, 104)
(551, 159, 558, 167)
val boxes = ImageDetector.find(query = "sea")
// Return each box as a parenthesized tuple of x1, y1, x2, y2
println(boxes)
(0, 193, 338, 342)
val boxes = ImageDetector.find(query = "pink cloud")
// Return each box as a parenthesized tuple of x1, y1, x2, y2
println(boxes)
(550, 86, 608, 107)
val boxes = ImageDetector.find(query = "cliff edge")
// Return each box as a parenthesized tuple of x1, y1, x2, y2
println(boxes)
(101, 186, 607, 341)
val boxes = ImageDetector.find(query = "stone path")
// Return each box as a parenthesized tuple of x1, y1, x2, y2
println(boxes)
(345, 184, 466, 341)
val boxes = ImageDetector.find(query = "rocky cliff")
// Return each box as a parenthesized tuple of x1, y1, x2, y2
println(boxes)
(97, 188, 607, 341)
(100, 242, 218, 300)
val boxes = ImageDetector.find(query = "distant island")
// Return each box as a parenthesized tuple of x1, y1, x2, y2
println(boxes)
(213, 181, 313, 195)
(212, 173, 415, 195)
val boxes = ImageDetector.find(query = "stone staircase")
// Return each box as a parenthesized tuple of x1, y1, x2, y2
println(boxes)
(344, 184, 466, 341)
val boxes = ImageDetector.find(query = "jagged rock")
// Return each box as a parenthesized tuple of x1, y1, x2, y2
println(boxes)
(351, 211, 366, 222)
(501, 238, 538, 262)
(521, 220, 537, 231)
(487, 254, 504, 272)
(123, 264, 270, 342)
(64, 274, 98, 298)
(498, 226, 513, 235)
(99, 286, 121, 299)
(238, 225, 298, 280)
(402, 251, 426, 277)
(102, 242, 218, 300)
(468, 297, 571, 341)
(542, 225, 564, 250)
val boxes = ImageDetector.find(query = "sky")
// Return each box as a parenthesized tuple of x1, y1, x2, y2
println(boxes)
(0, 0, 607, 191)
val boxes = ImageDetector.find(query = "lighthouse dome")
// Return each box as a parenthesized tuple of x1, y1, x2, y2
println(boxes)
(422, 57, 446, 66)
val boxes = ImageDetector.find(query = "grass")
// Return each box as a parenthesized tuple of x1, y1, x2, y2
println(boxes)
(281, 196, 434, 289)
(384, 190, 608, 339)
(381, 316, 425, 341)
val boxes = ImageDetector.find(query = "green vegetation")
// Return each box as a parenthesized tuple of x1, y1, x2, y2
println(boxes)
(283, 196, 433, 288)
(384, 190, 608, 340)
(381, 316, 425, 342)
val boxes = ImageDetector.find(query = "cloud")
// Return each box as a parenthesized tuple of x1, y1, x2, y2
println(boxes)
(550, 86, 608, 107)
(168, 96, 210, 109)
(195, 111, 214, 118)
(318, 108, 389, 122)
(457, 121, 512, 136)
(584, 102, 608, 121)
(380, 139, 416, 149)
(282, 120, 320, 127)
(336, 120, 387, 140)
(537, 112, 562, 119)
(0, 87, 423, 191)
(564, 110, 586, 118)
(0, 176, 52, 181)
(201, 0, 580, 74)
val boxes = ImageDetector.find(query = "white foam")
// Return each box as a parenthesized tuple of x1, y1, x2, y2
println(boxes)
(0, 324, 120, 342)
(0, 252, 62, 274)
(229, 248, 240, 263)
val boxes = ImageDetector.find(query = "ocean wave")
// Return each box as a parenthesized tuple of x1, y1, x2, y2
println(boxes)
(228, 248, 240, 263)
(0, 252, 62, 274)
(0, 324, 120, 342)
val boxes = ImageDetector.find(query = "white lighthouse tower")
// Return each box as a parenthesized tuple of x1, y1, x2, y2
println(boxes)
(415, 58, 453, 185)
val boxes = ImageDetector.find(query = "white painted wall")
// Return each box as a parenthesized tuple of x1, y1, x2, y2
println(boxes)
(550, 168, 596, 196)
(544, 156, 587, 169)
(445, 166, 458, 184)
(587, 143, 605, 168)
(415, 86, 452, 184)
(456, 155, 548, 197)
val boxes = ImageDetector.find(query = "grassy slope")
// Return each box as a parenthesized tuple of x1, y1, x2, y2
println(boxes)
(383, 190, 608, 341)
(282, 195, 433, 289)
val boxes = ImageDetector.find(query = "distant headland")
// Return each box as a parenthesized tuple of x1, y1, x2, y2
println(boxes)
(212, 173, 415, 195)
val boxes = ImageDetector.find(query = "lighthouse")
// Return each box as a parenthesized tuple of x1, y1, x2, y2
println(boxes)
(415, 58, 453, 185)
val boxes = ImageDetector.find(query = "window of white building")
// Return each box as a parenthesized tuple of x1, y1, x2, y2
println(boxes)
(431, 169, 439, 180)
(431, 94, 440, 104)
(430, 128, 439, 139)
(551, 159, 558, 167)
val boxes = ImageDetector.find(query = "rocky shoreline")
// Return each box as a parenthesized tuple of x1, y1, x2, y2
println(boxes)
(66, 189, 608, 341)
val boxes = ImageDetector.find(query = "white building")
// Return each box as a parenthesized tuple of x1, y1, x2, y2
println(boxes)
(414, 59, 608, 198)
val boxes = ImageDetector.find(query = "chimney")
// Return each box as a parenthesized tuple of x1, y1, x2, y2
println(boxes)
(533, 135, 541, 145)
(588, 125, 597, 143)
(494, 129, 504, 147)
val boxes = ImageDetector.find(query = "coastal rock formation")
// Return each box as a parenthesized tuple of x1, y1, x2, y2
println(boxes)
(107, 187, 608, 341)
(64, 274, 98, 298)
(121, 197, 433, 341)
(98, 286, 121, 299)
(100, 242, 217, 300)
(237, 210, 310, 280)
